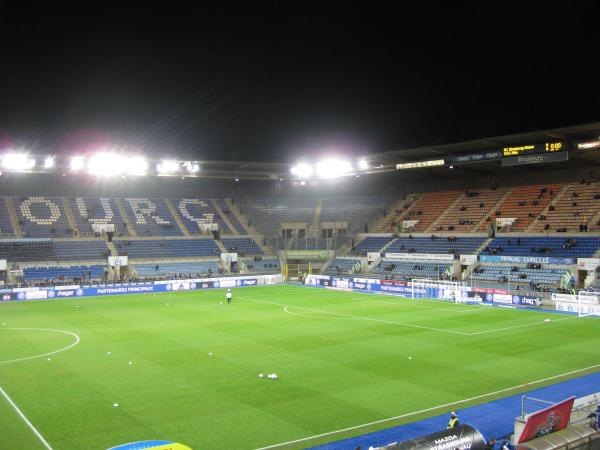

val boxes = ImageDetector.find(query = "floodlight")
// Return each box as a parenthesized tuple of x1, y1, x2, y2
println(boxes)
(1, 153, 36, 171)
(357, 158, 369, 170)
(70, 156, 85, 172)
(315, 159, 353, 179)
(87, 152, 118, 176)
(44, 156, 55, 169)
(396, 159, 445, 170)
(127, 156, 147, 176)
(156, 160, 180, 174)
(290, 163, 313, 179)
(183, 161, 200, 173)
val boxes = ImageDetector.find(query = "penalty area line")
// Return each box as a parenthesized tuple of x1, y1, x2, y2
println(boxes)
(0, 386, 53, 450)
(253, 362, 600, 450)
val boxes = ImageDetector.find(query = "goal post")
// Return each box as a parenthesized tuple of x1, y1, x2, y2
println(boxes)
(411, 278, 467, 302)
(553, 291, 600, 317)
(577, 291, 600, 317)
(521, 396, 555, 420)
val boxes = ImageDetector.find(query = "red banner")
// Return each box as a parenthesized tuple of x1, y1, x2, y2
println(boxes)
(381, 280, 408, 286)
(517, 397, 575, 443)
(471, 287, 509, 295)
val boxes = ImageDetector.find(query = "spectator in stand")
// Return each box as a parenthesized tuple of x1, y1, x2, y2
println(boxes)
(485, 438, 497, 450)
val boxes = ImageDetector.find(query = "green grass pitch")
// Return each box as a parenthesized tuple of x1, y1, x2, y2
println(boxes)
(0, 284, 599, 450)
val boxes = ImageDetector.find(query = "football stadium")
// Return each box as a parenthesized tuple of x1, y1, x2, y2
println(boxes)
(2, 5, 600, 450)
(1, 125, 600, 450)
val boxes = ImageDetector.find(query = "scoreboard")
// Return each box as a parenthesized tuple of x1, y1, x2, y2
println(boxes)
(502, 141, 565, 157)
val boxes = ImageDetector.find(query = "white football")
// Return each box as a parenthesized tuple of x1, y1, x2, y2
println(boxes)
(544, 319, 551, 322)
(113, 403, 119, 407)
(259, 373, 264, 378)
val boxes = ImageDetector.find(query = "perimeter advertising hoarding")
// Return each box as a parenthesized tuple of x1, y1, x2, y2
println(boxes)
(286, 250, 328, 260)
(517, 397, 575, 443)
(577, 258, 600, 270)
(480, 255, 575, 265)
(386, 253, 454, 261)
(374, 424, 486, 450)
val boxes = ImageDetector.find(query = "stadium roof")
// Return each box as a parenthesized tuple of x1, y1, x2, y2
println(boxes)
(372, 121, 600, 165)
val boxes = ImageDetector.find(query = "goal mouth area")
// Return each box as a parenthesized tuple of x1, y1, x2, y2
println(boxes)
(410, 278, 468, 303)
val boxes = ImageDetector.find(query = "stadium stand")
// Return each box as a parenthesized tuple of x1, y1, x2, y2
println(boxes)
(353, 235, 394, 254)
(52, 240, 110, 261)
(70, 197, 126, 236)
(371, 258, 452, 279)
(174, 198, 231, 234)
(404, 191, 462, 232)
(114, 238, 220, 258)
(473, 265, 567, 285)
(133, 261, 221, 277)
(483, 237, 599, 258)
(326, 257, 361, 275)
(241, 197, 318, 235)
(242, 257, 280, 273)
(320, 197, 387, 233)
(385, 236, 487, 255)
(215, 199, 247, 234)
(15, 196, 73, 238)
(121, 198, 183, 236)
(529, 182, 600, 233)
(23, 265, 105, 281)
(221, 237, 262, 254)
(480, 184, 560, 231)
(0, 239, 55, 262)
(0, 198, 15, 237)
(434, 187, 509, 232)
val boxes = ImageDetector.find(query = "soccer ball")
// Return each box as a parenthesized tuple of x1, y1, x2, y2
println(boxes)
(113, 403, 119, 407)
(258, 373, 264, 378)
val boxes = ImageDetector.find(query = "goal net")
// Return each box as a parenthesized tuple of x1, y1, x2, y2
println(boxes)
(577, 291, 600, 317)
(521, 396, 555, 420)
(411, 278, 467, 303)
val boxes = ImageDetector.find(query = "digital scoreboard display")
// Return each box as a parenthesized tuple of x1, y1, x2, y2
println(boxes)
(502, 141, 565, 157)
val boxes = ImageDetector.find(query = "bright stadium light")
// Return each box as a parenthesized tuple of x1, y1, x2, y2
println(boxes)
(88, 152, 121, 176)
(70, 156, 85, 172)
(44, 156, 55, 169)
(87, 153, 148, 177)
(156, 159, 180, 174)
(396, 159, 445, 170)
(358, 158, 369, 170)
(290, 163, 313, 179)
(183, 161, 200, 173)
(127, 156, 147, 176)
(315, 158, 353, 179)
(1, 153, 36, 171)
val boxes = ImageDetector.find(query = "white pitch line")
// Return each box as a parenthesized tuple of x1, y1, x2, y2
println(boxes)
(350, 296, 484, 313)
(0, 386, 53, 450)
(467, 315, 579, 335)
(239, 296, 470, 336)
(283, 306, 357, 320)
(0, 328, 80, 365)
(253, 362, 600, 450)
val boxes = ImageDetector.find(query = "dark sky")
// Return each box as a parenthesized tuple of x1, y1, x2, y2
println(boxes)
(1, 3, 599, 162)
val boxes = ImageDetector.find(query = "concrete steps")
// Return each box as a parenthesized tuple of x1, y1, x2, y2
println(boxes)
(62, 198, 79, 235)
(114, 199, 138, 237)
(165, 198, 189, 236)
(5, 196, 22, 237)
(211, 199, 236, 234)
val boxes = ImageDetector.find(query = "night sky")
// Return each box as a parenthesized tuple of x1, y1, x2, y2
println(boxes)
(1, 3, 599, 162)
